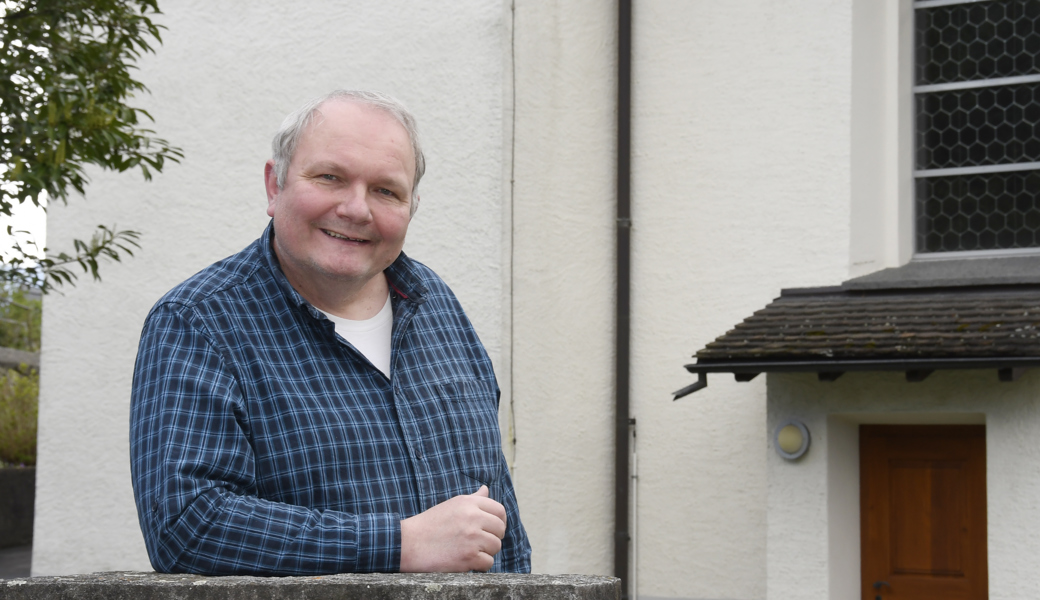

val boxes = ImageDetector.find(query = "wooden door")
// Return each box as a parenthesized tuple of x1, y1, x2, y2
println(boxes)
(860, 425, 987, 600)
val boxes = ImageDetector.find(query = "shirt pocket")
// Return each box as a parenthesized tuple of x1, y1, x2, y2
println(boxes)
(436, 379, 503, 488)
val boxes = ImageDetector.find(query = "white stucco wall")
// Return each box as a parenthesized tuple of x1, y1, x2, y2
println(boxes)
(34, 0, 514, 575)
(510, 0, 618, 577)
(767, 370, 1040, 600)
(849, 0, 914, 276)
(509, 0, 858, 596)
(38, 2, 1009, 598)
(628, 2, 853, 599)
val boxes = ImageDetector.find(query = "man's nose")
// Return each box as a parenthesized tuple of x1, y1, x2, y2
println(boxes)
(334, 183, 372, 221)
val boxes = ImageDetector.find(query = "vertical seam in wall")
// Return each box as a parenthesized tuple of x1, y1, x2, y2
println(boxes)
(508, 0, 518, 470)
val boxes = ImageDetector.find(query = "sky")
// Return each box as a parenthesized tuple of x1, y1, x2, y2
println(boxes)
(1, 198, 47, 261)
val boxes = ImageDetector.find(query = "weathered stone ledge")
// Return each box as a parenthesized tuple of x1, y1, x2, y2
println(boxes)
(0, 571, 619, 600)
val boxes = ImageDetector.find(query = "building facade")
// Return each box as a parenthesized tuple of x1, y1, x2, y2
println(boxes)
(33, 1, 1040, 599)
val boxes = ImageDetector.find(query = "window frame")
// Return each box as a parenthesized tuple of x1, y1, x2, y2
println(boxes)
(911, 0, 1040, 260)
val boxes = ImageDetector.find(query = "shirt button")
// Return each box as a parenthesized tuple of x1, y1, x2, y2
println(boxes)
(414, 447, 422, 460)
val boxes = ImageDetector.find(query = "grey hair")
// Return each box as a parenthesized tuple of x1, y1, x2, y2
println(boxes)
(270, 90, 426, 216)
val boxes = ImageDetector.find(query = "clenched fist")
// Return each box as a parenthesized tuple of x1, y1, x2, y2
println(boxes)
(400, 485, 507, 572)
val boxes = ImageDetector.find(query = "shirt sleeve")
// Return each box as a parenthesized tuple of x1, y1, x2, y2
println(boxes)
(129, 304, 400, 575)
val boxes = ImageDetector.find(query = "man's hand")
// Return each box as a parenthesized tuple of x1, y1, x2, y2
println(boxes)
(400, 485, 507, 572)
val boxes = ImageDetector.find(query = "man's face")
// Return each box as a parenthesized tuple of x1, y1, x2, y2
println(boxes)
(265, 100, 416, 297)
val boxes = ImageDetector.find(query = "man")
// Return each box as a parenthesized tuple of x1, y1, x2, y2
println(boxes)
(130, 90, 531, 575)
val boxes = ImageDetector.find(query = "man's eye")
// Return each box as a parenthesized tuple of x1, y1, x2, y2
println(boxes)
(320, 174, 337, 181)
(375, 188, 396, 197)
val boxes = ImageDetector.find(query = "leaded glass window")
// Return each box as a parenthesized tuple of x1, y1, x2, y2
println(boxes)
(914, 0, 1040, 254)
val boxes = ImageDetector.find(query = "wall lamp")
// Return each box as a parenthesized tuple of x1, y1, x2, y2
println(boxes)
(774, 419, 810, 460)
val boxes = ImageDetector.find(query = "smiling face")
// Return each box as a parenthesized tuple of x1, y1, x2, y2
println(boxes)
(265, 100, 416, 309)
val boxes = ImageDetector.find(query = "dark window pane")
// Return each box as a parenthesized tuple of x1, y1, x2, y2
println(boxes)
(916, 84, 1040, 170)
(916, 171, 1040, 253)
(914, 3, 1040, 255)
(916, 0, 1040, 85)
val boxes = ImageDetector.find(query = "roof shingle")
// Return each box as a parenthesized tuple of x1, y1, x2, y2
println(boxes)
(697, 287, 1040, 362)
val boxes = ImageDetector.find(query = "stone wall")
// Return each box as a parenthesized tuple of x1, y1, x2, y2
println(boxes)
(0, 572, 619, 600)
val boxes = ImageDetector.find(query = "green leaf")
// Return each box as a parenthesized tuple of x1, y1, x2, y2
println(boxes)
(0, 0, 180, 293)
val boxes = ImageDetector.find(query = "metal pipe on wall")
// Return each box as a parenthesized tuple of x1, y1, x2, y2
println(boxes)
(614, 0, 633, 598)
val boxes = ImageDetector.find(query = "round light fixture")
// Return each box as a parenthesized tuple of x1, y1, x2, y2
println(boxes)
(774, 419, 810, 460)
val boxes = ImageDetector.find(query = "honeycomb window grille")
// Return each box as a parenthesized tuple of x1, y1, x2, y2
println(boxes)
(914, 0, 1040, 255)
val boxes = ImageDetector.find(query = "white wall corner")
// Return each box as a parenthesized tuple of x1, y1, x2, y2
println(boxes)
(850, 0, 915, 278)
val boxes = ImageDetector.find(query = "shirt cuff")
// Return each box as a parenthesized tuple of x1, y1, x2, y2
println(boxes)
(355, 513, 401, 572)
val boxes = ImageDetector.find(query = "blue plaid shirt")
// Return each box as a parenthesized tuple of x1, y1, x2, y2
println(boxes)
(130, 223, 531, 575)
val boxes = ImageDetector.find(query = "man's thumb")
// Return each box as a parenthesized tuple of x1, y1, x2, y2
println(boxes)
(473, 485, 489, 497)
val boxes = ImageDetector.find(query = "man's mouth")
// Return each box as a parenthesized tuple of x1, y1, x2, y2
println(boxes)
(322, 229, 367, 243)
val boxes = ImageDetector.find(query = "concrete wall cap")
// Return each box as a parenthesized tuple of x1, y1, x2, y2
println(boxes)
(0, 572, 620, 600)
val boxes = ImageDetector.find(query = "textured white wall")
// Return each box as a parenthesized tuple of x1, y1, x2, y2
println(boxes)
(33, 0, 513, 575)
(510, 0, 858, 595)
(767, 371, 1040, 600)
(629, 2, 852, 599)
(510, 0, 617, 577)
(38, 2, 989, 597)
(850, 0, 914, 276)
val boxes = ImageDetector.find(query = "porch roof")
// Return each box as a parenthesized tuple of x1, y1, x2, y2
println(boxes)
(675, 255, 1040, 398)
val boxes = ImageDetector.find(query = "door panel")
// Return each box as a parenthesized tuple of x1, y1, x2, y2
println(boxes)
(860, 425, 986, 600)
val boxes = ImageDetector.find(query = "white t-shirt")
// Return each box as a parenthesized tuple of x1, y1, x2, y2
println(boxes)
(322, 293, 393, 377)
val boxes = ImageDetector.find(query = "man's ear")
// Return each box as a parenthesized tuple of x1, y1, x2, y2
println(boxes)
(411, 195, 420, 219)
(264, 160, 279, 217)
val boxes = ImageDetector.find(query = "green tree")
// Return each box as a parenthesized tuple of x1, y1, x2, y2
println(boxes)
(0, 365, 37, 465)
(0, 285, 39, 350)
(0, 0, 182, 291)
(0, 285, 39, 465)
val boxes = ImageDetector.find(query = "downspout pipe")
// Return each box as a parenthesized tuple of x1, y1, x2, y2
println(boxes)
(615, 0, 633, 598)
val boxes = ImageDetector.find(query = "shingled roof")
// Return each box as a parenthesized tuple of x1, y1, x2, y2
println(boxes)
(698, 286, 1040, 362)
(675, 255, 1040, 398)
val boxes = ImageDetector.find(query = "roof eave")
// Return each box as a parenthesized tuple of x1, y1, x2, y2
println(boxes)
(674, 356, 1040, 399)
